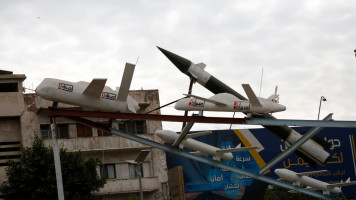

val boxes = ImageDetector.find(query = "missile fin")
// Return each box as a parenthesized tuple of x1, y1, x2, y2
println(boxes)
(305, 186, 319, 191)
(118, 63, 135, 102)
(296, 170, 328, 177)
(216, 146, 259, 154)
(83, 79, 107, 97)
(288, 190, 299, 194)
(242, 84, 262, 107)
(185, 131, 212, 139)
(190, 151, 207, 156)
(327, 179, 356, 188)
(196, 63, 206, 69)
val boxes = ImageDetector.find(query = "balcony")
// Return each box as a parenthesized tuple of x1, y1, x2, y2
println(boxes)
(43, 134, 158, 152)
(97, 177, 160, 194)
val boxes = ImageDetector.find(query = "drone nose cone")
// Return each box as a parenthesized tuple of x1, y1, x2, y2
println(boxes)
(280, 104, 286, 111)
(174, 99, 187, 111)
(35, 86, 47, 97)
(157, 46, 192, 73)
(35, 86, 48, 98)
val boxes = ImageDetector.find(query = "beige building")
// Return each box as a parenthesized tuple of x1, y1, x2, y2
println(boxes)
(0, 71, 169, 200)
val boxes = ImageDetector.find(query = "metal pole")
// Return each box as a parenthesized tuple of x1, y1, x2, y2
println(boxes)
(260, 113, 333, 174)
(51, 117, 65, 200)
(182, 78, 194, 129)
(136, 164, 144, 200)
(318, 96, 326, 120)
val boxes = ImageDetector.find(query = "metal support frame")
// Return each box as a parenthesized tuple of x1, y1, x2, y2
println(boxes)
(62, 115, 330, 200)
(50, 117, 65, 200)
(245, 117, 356, 128)
(172, 122, 194, 147)
(110, 128, 330, 199)
(260, 114, 333, 174)
(48, 108, 356, 128)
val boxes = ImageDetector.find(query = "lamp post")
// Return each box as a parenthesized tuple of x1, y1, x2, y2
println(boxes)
(134, 150, 150, 200)
(318, 96, 327, 120)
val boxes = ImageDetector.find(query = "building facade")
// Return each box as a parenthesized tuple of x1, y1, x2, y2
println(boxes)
(0, 71, 169, 200)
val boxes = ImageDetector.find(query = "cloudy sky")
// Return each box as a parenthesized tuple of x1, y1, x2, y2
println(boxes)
(1, 0, 356, 131)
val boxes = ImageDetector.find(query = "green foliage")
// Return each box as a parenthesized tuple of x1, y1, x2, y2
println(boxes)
(128, 194, 138, 200)
(264, 185, 321, 200)
(0, 135, 106, 200)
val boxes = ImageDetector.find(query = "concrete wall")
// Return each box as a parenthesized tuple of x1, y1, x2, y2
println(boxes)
(0, 74, 26, 117)
(0, 93, 24, 116)
(0, 73, 26, 190)
(0, 117, 21, 142)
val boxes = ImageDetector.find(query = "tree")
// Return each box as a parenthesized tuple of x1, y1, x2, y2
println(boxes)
(0, 135, 106, 200)
(264, 184, 320, 200)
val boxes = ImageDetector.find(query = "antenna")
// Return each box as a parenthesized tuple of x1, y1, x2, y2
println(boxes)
(259, 68, 264, 97)
(135, 57, 140, 65)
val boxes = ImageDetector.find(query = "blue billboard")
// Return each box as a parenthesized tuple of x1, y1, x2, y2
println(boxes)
(165, 127, 356, 199)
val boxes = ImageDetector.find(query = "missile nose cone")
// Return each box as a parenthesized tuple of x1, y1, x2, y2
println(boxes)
(157, 46, 192, 74)
(155, 130, 164, 137)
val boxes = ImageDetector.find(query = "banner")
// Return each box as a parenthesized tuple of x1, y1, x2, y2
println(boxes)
(165, 127, 356, 199)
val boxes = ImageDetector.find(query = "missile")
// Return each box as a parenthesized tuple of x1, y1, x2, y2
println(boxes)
(156, 130, 233, 161)
(36, 63, 139, 113)
(274, 168, 356, 194)
(157, 46, 331, 166)
(156, 130, 258, 161)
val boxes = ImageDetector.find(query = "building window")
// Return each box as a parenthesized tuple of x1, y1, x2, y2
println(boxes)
(128, 163, 143, 178)
(76, 124, 92, 137)
(97, 129, 112, 137)
(40, 124, 51, 139)
(118, 120, 146, 134)
(100, 164, 116, 179)
(40, 124, 69, 139)
(0, 83, 18, 92)
(57, 124, 69, 139)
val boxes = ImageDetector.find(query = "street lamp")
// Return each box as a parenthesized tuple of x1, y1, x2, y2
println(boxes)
(318, 96, 327, 120)
(134, 150, 150, 200)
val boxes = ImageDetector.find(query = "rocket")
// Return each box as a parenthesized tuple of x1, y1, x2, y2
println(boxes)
(155, 130, 258, 161)
(275, 168, 356, 194)
(157, 46, 331, 167)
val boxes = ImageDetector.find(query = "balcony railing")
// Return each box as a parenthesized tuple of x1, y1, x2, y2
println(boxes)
(97, 177, 160, 194)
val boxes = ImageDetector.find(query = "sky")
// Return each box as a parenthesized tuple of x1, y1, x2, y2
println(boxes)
(1, 0, 356, 132)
